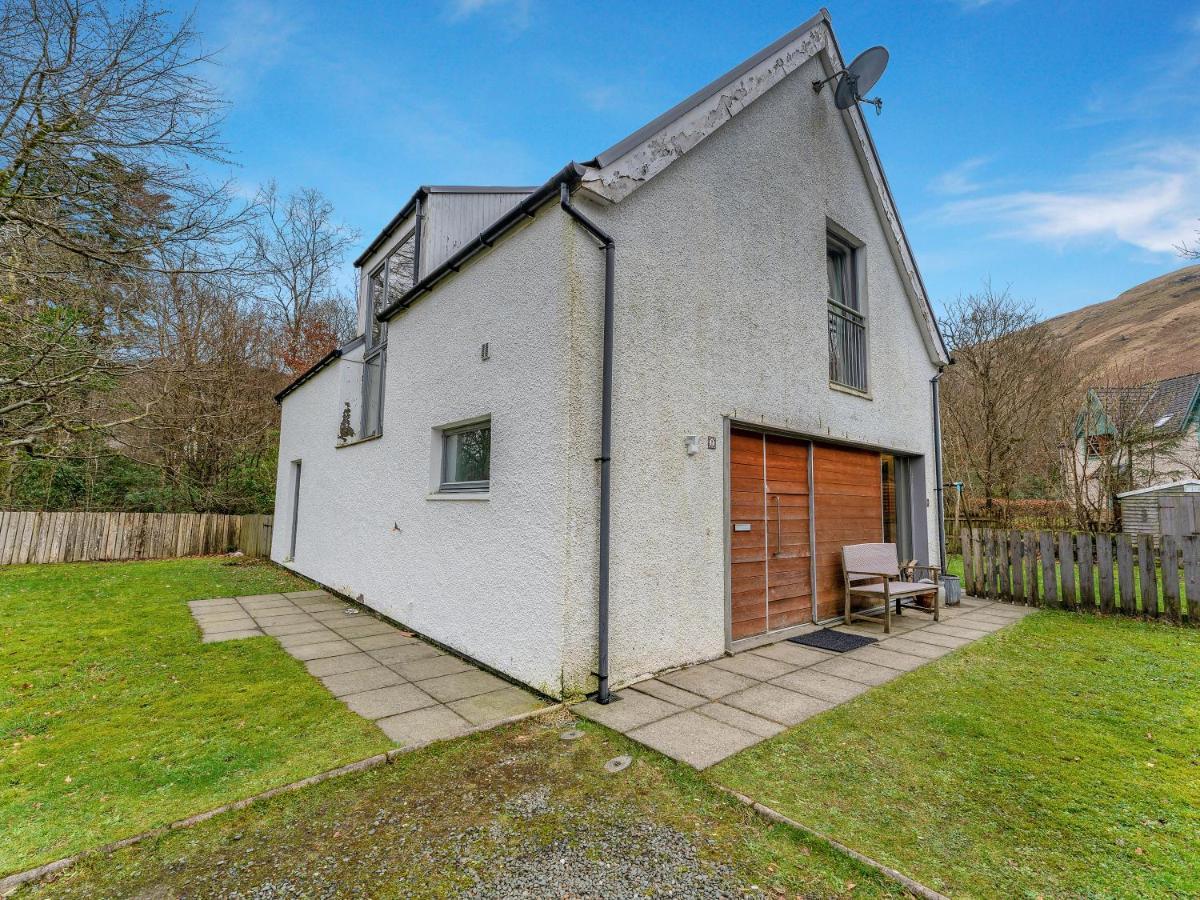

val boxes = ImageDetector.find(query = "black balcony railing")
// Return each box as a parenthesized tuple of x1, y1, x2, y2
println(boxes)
(828, 299, 867, 391)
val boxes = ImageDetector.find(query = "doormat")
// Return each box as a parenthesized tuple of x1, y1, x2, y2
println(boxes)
(787, 629, 877, 653)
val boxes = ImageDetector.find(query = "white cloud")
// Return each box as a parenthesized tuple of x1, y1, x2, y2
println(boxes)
(941, 143, 1200, 254)
(930, 156, 991, 196)
(446, 0, 532, 30)
(202, 0, 304, 99)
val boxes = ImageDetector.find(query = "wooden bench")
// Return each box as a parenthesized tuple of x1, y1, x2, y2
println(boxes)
(842, 542, 940, 634)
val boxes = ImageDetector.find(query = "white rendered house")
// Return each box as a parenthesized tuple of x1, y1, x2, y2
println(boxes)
(271, 10, 951, 700)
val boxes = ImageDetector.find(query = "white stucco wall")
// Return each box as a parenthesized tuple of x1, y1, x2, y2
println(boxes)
(558, 48, 943, 688)
(273, 209, 580, 697)
(273, 34, 943, 698)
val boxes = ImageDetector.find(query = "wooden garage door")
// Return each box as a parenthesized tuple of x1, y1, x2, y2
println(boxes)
(812, 443, 884, 621)
(729, 429, 812, 640)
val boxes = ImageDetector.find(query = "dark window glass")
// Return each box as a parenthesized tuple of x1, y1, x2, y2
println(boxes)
(441, 424, 491, 490)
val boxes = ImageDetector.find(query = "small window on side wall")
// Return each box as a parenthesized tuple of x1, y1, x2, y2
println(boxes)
(441, 420, 491, 492)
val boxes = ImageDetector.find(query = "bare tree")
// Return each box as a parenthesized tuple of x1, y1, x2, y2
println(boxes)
(245, 182, 356, 371)
(939, 283, 1082, 525)
(0, 0, 247, 456)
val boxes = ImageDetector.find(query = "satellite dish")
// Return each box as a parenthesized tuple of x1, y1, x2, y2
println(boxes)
(813, 46, 889, 116)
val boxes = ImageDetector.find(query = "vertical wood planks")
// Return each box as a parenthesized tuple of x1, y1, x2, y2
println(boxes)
(1040, 531, 1058, 607)
(1095, 534, 1114, 614)
(1077, 533, 1095, 610)
(1115, 534, 1135, 615)
(1057, 532, 1076, 611)
(961, 530, 974, 594)
(997, 530, 1010, 600)
(1138, 534, 1159, 620)
(1010, 529, 1024, 603)
(1184, 535, 1200, 627)
(1161, 535, 1181, 625)
(1024, 530, 1039, 606)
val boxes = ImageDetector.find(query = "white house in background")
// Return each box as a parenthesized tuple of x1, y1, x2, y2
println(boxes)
(271, 10, 950, 700)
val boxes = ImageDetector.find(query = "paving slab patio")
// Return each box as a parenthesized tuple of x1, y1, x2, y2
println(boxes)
(190, 590, 550, 747)
(575, 596, 1037, 769)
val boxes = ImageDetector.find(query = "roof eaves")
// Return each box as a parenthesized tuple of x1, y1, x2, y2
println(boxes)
(273, 335, 366, 404)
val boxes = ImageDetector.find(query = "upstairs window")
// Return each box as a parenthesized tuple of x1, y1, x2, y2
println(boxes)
(361, 231, 417, 437)
(826, 231, 866, 392)
(441, 420, 491, 492)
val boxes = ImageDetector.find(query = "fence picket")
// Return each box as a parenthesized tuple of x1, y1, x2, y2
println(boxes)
(961, 530, 974, 592)
(1096, 534, 1114, 614)
(1039, 531, 1057, 607)
(997, 531, 1010, 600)
(1115, 535, 1135, 615)
(1184, 536, 1200, 627)
(1010, 529, 1024, 602)
(1138, 534, 1159, 620)
(1024, 530, 1039, 606)
(1077, 533, 1095, 610)
(1161, 535, 1181, 625)
(1056, 532, 1074, 610)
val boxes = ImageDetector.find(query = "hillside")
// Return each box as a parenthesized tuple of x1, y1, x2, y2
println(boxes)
(1042, 264, 1200, 379)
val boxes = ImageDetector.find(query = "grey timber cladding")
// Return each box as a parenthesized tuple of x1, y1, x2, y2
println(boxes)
(421, 191, 533, 273)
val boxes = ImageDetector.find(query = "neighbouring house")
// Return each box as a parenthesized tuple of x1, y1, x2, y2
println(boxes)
(270, 11, 950, 700)
(1069, 373, 1200, 514)
(1117, 480, 1200, 542)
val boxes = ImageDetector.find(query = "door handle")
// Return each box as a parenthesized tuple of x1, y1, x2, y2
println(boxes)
(773, 495, 781, 557)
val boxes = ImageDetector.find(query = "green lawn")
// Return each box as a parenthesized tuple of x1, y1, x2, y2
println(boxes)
(712, 611, 1200, 898)
(20, 715, 905, 899)
(0, 558, 390, 875)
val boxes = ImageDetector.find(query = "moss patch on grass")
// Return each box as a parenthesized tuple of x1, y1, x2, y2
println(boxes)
(21, 716, 905, 898)
(0, 558, 390, 874)
(711, 611, 1200, 898)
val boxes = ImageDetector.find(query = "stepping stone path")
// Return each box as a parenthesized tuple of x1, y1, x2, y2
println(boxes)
(576, 596, 1036, 769)
(188, 591, 548, 747)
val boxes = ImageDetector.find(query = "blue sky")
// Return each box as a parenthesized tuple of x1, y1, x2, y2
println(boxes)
(190, 0, 1200, 319)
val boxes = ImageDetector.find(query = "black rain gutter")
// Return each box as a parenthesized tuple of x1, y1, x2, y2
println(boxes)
(559, 181, 616, 706)
(930, 360, 953, 570)
(375, 162, 585, 322)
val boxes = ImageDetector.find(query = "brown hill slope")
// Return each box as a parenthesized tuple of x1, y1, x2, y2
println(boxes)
(1041, 264, 1200, 379)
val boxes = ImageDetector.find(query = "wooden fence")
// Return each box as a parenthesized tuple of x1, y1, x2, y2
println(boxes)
(961, 528, 1199, 625)
(0, 511, 274, 565)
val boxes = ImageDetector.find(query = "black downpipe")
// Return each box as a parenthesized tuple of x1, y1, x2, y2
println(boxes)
(931, 367, 947, 570)
(559, 182, 616, 705)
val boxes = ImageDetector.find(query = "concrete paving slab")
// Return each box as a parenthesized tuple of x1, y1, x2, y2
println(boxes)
(722, 683, 832, 726)
(202, 628, 263, 642)
(749, 642, 832, 667)
(628, 710, 761, 769)
(304, 652, 379, 677)
(189, 601, 240, 613)
(575, 691, 681, 732)
(283, 590, 332, 600)
(237, 593, 288, 604)
(253, 612, 315, 628)
(390, 654, 474, 682)
(310, 609, 362, 623)
(695, 702, 785, 738)
(376, 705, 472, 745)
(276, 628, 340, 648)
(658, 663, 757, 700)
(628, 679, 708, 709)
(351, 632, 419, 651)
(327, 620, 396, 639)
(292, 599, 351, 612)
(810, 655, 902, 686)
(898, 630, 973, 649)
(196, 613, 257, 629)
(845, 645, 928, 672)
(262, 621, 334, 637)
(709, 652, 796, 681)
(769, 669, 871, 704)
(875, 636, 952, 659)
(924, 623, 992, 640)
(421, 669, 511, 703)
(449, 686, 545, 725)
(342, 683, 437, 720)
(321, 666, 404, 697)
(371, 642, 442, 665)
(289, 639, 359, 661)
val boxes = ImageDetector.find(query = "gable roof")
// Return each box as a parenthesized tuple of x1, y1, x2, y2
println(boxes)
(1086, 372, 1200, 436)
(1117, 479, 1200, 499)
(273, 10, 950, 402)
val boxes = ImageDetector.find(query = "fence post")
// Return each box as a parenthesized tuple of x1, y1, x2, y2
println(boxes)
(1138, 533, 1159, 620)
(1077, 533, 1095, 610)
(960, 530, 973, 594)
(997, 530, 1010, 601)
(1161, 535, 1181, 625)
(1115, 534, 1135, 616)
(1010, 529, 1024, 603)
(1024, 530, 1039, 607)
